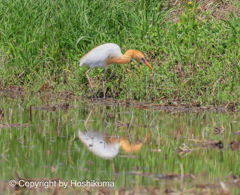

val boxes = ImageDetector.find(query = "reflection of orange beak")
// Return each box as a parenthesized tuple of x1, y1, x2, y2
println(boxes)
(143, 60, 153, 70)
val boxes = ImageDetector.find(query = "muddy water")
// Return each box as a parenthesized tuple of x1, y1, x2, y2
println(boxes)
(0, 96, 240, 194)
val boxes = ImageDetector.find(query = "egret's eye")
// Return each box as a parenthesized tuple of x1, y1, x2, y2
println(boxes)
(141, 58, 145, 62)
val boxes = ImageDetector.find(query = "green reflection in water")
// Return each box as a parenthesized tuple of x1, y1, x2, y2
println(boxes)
(0, 97, 239, 191)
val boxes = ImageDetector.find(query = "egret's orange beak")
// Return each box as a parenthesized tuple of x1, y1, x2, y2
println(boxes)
(143, 59, 153, 70)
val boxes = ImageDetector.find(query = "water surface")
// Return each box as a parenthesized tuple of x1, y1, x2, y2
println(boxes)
(0, 96, 239, 193)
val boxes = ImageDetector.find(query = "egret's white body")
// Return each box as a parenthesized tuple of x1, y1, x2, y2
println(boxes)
(79, 43, 153, 98)
(80, 43, 122, 68)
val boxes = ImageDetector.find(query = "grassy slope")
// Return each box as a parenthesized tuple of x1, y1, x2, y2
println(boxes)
(0, 0, 240, 104)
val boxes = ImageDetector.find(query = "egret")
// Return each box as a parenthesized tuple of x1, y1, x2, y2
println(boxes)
(79, 43, 153, 98)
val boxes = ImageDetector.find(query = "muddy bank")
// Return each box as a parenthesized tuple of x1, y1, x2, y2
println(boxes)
(0, 85, 238, 113)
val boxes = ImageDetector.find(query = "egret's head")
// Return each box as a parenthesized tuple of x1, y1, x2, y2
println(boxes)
(133, 50, 153, 70)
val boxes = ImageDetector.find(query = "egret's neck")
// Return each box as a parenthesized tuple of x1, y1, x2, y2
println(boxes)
(119, 50, 135, 64)
(105, 50, 136, 65)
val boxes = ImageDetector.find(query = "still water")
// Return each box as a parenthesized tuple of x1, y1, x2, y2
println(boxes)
(0, 96, 240, 193)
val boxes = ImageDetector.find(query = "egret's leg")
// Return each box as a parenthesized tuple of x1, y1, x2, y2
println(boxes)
(102, 68, 108, 99)
(86, 68, 94, 90)
(86, 68, 96, 98)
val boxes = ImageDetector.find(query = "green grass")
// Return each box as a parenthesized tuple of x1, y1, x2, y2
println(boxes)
(0, 0, 240, 104)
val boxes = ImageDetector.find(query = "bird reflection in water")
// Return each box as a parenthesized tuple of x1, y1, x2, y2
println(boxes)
(78, 107, 151, 159)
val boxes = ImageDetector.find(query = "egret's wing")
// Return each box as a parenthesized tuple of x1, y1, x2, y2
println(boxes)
(80, 43, 122, 67)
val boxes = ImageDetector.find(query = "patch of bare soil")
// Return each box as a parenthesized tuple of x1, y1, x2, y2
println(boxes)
(165, 0, 239, 23)
(89, 99, 238, 113)
(0, 84, 239, 113)
(0, 85, 25, 99)
(0, 84, 76, 101)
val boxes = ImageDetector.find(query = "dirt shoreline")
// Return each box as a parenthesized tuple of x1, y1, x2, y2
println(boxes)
(0, 85, 238, 113)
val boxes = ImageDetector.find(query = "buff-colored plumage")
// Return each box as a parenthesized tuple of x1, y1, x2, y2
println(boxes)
(80, 43, 153, 98)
